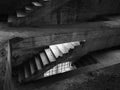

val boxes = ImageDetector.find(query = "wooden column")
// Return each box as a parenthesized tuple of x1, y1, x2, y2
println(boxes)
(3, 40, 15, 90)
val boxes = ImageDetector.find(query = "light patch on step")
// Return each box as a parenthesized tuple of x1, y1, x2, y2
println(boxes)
(17, 12, 26, 18)
(25, 6, 33, 11)
(44, 62, 76, 77)
(49, 41, 80, 54)
(32, 2, 42, 7)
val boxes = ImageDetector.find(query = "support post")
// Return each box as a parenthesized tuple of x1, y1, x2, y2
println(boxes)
(3, 40, 15, 90)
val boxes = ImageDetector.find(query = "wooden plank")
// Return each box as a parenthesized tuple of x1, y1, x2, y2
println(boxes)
(63, 42, 74, 50)
(56, 44, 68, 54)
(45, 49, 56, 62)
(35, 57, 42, 70)
(30, 60, 36, 74)
(49, 45, 63, 58)
(40, 53, 49, 66)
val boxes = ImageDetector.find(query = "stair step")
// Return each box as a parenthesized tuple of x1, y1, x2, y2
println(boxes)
(40, 52, 49, 66)
(17, 12, 26, 18)
(29, 60, 36, 74)
(62, 44, 70, 53)
(49, 45, 63, 58)
(45, 49, 56, 62)
(63, 42, 74, 49)
(25, 6, 33, 11)
(18, 68, 24, 82)
(71, 41, 80, 47)
(24, 64, 31, 79)
(56, 44, 68, 54)
(32, 2, 43, 7)
(35, 57, 42, 70)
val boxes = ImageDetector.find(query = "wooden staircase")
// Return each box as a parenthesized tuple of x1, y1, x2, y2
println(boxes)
(7, 0, 71, 25)
(14, 41, 80, 83)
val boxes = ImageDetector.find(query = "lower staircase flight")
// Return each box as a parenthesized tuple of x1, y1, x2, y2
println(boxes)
(15, 41, 80, 83)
